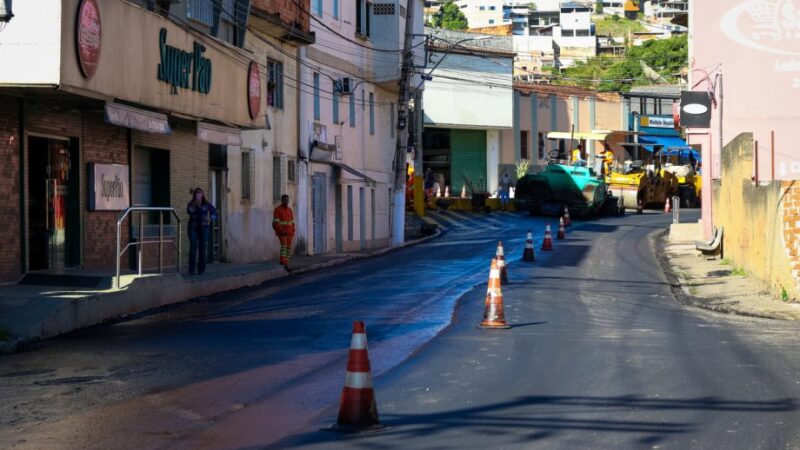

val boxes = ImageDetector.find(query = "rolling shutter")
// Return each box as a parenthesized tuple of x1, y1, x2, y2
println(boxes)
(450, 129, 487, 194)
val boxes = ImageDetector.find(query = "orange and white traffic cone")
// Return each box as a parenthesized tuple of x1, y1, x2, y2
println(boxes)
(495, 241, 508, 284)
(542, 224, 554, 251)
(557, 217, 566, 240)
(445, 186, 450, 197)
(563, 206, 572, 227)
(436, 186, 442, 198)
(333, 321, 382, 432)
(479, 259, 511, 329)
(522, 231, 536, 262)
(664, 196, 671, 214)
(461, 185, 467, 199)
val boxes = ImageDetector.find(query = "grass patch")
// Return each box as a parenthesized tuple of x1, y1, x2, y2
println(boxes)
(721, 258, 733, 266)
(594, 15, 647, 37)
(0, 327, 11, 342)
(781, 286, 790, 302)
(731, 267, 747, 277)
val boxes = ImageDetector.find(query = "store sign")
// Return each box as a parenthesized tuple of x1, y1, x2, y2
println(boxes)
(680, 91, 712, 128)
(76, 0, 102, 78)
(247, 61, 261, 120)
(88, 163, 129, 211)
(157, 28, 212, 95)
(640, 115, 675, 129)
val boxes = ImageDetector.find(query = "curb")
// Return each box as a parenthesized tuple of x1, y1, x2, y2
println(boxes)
(653, 230, 794, 321)
(1, 228, 445, 355)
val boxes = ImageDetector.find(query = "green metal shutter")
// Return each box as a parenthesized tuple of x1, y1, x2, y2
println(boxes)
(450, 129, 487, 194)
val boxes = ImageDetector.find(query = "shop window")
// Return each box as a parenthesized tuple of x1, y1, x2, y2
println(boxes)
(241, 149, 253, 202)
(520, 130, 529, 160)
(267, 60, 284, 109)
(273, 155, 282, 203)
(187, 0, 213, 25)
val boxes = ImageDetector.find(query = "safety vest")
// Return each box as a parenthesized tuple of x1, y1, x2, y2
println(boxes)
(273, 205, 295, 236)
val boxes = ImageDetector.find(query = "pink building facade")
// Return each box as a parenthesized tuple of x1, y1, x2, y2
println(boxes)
(688, 0, 800, 237)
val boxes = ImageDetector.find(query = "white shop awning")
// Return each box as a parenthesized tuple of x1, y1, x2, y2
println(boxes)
(197, 122, 243, 146)
(104, 102, 171, 134)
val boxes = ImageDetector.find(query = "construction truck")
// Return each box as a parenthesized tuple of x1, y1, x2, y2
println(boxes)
(605, 144, 679, 210)
(659, 147, 702, 207)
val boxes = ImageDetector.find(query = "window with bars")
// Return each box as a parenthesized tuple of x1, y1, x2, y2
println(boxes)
(267, 60, 284, 109)
(520, 130, 529, 160)
(241, 149, 253, 202)
(187, 0, 213, 25)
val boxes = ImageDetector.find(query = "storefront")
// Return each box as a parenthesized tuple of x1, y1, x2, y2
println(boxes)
(0, 0, 264, 282)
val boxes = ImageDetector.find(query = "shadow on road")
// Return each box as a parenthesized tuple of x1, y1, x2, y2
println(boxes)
(273, 395, 797, 449)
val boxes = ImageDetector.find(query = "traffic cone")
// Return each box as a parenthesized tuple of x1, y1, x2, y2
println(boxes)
(557, 217, 566, 240)
(333, 321, 382, 432)
(495, 241, 509, 284)
(637, 198, 643, 215)
(445, 186, 450, 197)
(542, 224, 554, 251)
(461, 185, 467, 198)
(479, 259, 511, 329)
(563, 206, 572, 227)
(664, 196, 671, 213)
(522, 230, 536, 262)
(436, 186, 441, 198)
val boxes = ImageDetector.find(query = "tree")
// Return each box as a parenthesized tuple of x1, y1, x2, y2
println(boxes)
(554, 34, 688, 92)
(595, 0, 604, 14)
(432, 0, 469, 30)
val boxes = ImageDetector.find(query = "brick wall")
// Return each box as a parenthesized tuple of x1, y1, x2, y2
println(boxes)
(81, 109, 129, 270)
(0, 97, 21, 282)
(782, 182, 800, 289)
(251, 0, 310, 33)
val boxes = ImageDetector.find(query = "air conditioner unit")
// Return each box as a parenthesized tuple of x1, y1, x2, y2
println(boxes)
(337, 77, 353, 95)
(0, 0, 13, 23)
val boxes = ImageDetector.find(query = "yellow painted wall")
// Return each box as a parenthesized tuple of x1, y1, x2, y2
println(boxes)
(712, 133, 799, 298)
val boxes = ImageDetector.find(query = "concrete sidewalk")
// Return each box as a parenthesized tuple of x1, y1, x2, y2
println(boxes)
(661, 223, 800, 320)
(0, 230, 442, 354)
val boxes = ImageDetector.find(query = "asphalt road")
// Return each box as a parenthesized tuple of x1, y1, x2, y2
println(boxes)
(2, 209, 799, 449)
(276, 210, 800, 450)
(0, 210, 549, 450)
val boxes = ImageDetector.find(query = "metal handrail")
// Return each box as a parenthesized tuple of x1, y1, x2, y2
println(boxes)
(116, 207, 181, 289)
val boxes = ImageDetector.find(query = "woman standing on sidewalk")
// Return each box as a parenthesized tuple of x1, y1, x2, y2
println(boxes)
(187, 188, 217, 275)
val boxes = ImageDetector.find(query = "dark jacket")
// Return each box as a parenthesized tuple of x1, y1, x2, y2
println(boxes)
(187, 201, 218, 230)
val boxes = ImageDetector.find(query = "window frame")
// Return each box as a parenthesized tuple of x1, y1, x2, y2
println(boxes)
(241, 149, 253, 202)
(267, 59, 284, 110)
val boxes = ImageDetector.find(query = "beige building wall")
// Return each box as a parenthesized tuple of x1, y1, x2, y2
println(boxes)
(59, 0, 259, 128)
(225, 32, 300, 264)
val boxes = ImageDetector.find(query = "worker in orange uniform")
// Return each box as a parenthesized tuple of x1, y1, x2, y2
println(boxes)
(603, 149, 615, 177)
(273, 194, 295, 271)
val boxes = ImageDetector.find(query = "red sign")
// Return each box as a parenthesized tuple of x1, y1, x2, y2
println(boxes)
(76, 0, 102, 78)
(247, 61, 261, 120)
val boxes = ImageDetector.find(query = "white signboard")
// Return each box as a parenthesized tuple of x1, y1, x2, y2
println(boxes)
(89, 163, 129, 211)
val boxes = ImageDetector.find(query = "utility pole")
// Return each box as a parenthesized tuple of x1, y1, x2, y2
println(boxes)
(391, 0, 417, 247)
